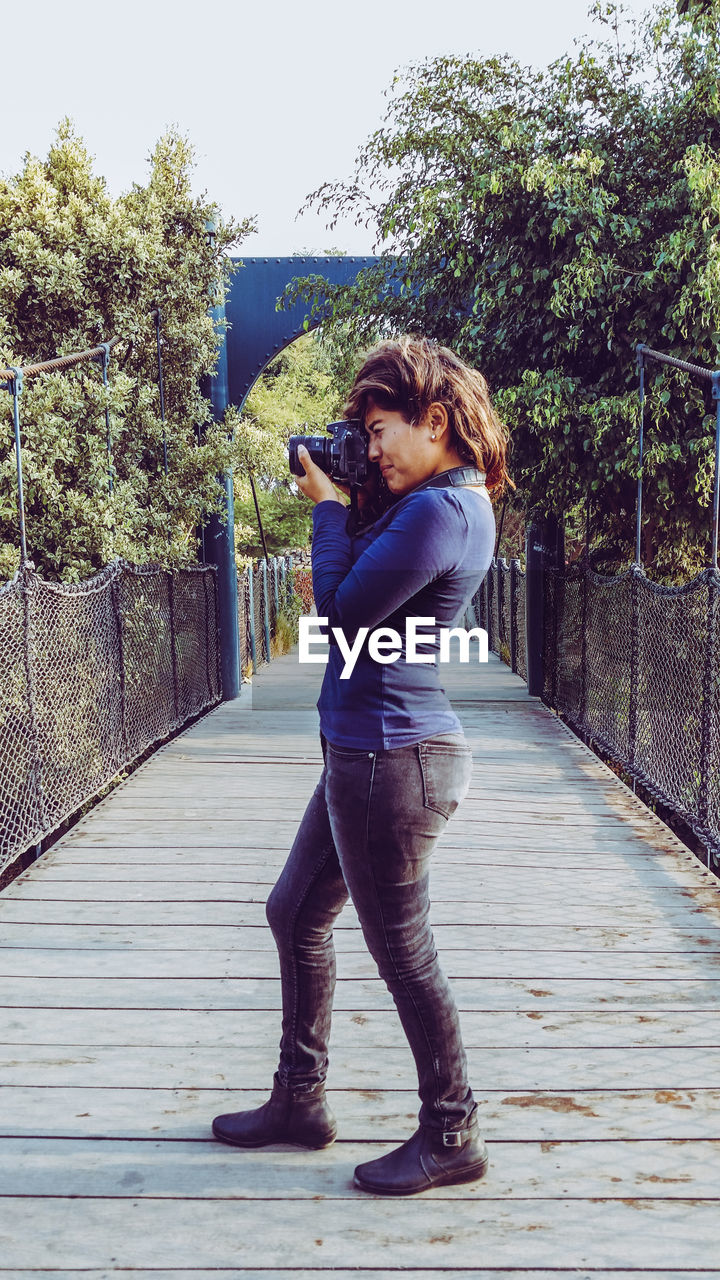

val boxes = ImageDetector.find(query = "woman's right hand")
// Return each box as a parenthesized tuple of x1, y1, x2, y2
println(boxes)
(334, 463, 383, 512)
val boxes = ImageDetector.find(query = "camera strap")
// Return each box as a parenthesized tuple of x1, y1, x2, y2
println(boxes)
(345, 465, 487, 537)
(409, 465, 486, 495)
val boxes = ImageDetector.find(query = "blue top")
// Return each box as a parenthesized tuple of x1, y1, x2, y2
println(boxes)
(310, 485, 496, 749)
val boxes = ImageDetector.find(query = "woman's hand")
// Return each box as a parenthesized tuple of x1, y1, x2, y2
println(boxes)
(295, 445, 347, 506)
(333, 463, 383, 512)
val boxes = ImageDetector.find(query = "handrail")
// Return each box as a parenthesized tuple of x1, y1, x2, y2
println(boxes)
(636, 343, 720, 383)
(0, 308, 159, 382)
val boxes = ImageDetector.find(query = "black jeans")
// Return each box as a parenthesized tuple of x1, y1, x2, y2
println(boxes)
(265, 731, 475, 1131)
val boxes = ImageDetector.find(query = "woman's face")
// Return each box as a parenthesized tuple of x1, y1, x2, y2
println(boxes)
(364, 400, 438, 496)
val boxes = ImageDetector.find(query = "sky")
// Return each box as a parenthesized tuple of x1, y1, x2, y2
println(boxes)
(0, 0, 653, 256)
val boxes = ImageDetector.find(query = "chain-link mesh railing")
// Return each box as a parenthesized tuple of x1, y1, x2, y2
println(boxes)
(237, 554, 313, 676)
(0, 559, 220, 874)
(470, 557, 527, 677)
(543, 561, 720, 864)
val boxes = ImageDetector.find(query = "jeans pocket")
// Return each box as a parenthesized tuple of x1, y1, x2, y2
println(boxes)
(417, 739, 473, 820)
(326, 742, 375, 761)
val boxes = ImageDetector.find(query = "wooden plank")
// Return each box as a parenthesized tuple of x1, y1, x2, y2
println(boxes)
(90, 792, 663, 816)
(3, 945, 720, 980)
(23, 853, 713, 880)
(2, 974, 720, 1010)
(57, 826, 697, 855)
(1, 1043, 719, 1091)
(1, 921, 718, 953)
(0, 1197, 718, 1270)
(1, 1085, 717, 1142)
(2, 897, 719, 927)
(108, 771, 630, 793)
(138, 761, 618, 780)
(5, 883, 717, 909)
(1, 1273, 711, 1280)
(5, 1006, 720, 1050)
(0, 1136, 718, 1201)
(40, 843, 704, 869)
(6, 869, 717, 900)
(63, 806, 673, 830)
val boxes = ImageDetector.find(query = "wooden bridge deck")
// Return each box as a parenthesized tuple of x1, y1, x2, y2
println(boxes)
(1, 651, 720, 1277)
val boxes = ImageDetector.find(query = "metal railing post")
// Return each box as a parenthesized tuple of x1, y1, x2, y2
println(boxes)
(247, 564, 257, 673)
(628, 565, 642, 770)
(497, 562, 504, 652)
(98, 343, 113, 495)
(168, 569, 180, 724)
(110, 572, 128, 765)
(261, 558, 271, 661)
(5, 368, 29, 564)
(20, 566, 47, 838)
(525, 510, 551, 697)
(202, 568, 214, 700)
(699, 575, 718, 841)
(510, 558, 518, 673)
(635, 345, 646, 566)
(711, 374, 720, 570)
(580, 556, 588, 730)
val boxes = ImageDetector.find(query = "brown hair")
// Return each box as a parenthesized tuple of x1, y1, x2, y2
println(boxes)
(343, 335, 514, 498)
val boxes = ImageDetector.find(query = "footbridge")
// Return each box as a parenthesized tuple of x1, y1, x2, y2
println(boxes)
(2, 264, 720, 1274)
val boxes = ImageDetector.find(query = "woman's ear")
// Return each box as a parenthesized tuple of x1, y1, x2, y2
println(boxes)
(426, 402, 449, 440)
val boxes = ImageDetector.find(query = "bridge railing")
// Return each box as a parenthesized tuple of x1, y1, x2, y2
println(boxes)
(237, 554, 313, 675)
(536, 343, 720, 868)
(469, 557, 527, 680)
(0, 558, 220, 876)
(543, 560, 720, 865)
(0, 312, 226, 878)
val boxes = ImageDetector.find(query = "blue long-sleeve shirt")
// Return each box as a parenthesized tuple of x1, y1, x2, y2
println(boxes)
(310, 485, 495, 749)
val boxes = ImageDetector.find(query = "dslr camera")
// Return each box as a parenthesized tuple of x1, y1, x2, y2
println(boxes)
(288, 419, 369, 487)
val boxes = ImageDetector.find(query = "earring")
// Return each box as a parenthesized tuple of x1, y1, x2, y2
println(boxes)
(431, 433, 436, 439)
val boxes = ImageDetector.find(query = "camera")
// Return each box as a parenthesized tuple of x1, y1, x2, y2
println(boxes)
(288, 419, 369, 487)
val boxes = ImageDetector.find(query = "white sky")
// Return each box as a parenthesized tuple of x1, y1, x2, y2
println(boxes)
(1, 0, 653, 255)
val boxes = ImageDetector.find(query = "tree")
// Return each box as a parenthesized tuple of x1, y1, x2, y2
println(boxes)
(0, 121, 254, 581)
(231, 330, 352, 557)
(288, 1, 720, 580)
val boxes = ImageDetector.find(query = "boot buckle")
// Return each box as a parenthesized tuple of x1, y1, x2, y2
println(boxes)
(441, 1129, 465, 1148)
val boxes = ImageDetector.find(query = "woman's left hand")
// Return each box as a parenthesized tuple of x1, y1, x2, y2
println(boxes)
(295, 445, 346, 506)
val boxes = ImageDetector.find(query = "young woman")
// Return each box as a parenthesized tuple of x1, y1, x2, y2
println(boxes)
(213, 336, 510, 1195)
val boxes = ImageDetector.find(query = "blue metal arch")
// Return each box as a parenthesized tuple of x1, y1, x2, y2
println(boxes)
(224, 255, 379, 410)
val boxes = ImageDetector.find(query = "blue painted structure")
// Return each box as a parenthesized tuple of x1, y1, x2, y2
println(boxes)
(224, 256, 378, 410)
(207, 255, 378, 699)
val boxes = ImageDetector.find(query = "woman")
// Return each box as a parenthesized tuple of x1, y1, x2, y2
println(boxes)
(212, 336, 510, 1195)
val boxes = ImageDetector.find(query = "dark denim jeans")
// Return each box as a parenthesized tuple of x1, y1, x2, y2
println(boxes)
(265, 731, 475, 1132)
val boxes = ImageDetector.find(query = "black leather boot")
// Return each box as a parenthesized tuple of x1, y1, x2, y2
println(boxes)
(353, 1115, 488, 1195)
(212, 1074, 337, 1149)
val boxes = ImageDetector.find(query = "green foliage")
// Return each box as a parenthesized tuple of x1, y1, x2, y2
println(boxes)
(289, 2, 720, 580)
(231, 331, 353, 557)
(0, 121, 255, 582)
(234, 486, 314, 559)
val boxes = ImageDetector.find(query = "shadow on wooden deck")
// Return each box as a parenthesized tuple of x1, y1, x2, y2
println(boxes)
(1, 650, 719, 1276)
